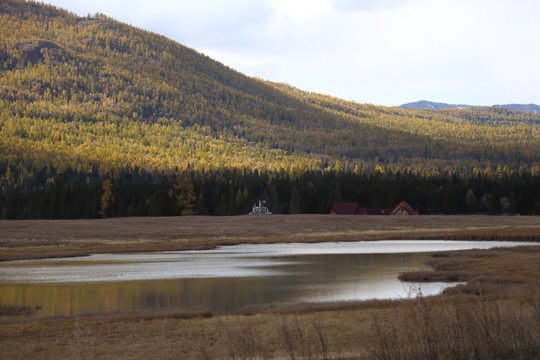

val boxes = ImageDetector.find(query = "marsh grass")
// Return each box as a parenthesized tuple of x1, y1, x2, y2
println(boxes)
(369, 295, 540, 360)
(2, 293, 539, 359)
(2, 215, 539, 262)
(380, 245, 540, 359)
(398, 270, 476, 282)
(2, 221, 540, 359)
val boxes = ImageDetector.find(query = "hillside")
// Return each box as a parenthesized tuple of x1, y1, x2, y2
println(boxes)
(0, 0, 539, 175)
(1, 0, 540, 218)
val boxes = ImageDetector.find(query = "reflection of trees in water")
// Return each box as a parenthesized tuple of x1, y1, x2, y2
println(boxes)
(0, 252, 432, 317)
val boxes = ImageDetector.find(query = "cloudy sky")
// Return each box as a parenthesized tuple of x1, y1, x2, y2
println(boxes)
(42, 0, 540, 106)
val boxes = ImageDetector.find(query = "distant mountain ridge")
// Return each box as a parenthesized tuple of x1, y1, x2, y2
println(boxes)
(399, 101, 540, 113)
(498, 104, 540, 113)
(399, 100, 472, 110)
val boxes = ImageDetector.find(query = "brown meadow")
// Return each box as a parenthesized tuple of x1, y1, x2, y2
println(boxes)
(1, 215, 539, 262)
(1, 215, 539, 359)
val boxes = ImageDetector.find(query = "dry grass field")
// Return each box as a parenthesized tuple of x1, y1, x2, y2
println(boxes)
(1, 214, 539, 261)
(1, 215, 539, 359)
(0, 246, 538, 359)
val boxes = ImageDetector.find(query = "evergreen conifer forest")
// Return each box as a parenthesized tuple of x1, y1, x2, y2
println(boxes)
(1, 0, 539, 218)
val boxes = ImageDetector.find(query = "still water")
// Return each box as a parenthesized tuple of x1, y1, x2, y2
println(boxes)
(0, 240, 531, 317)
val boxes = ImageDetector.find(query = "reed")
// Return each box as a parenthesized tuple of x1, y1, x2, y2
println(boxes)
(368, 295, 540, 360)
(1, 223, 540, 359)
(2, 215, 539, 262)
(398, 270, 475, 282)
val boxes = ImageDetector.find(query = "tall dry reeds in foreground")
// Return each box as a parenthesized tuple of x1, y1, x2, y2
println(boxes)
(369, 294, 540, 360)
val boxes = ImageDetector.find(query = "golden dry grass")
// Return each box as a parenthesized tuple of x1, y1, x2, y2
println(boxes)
(1, 214, 539, 261)
(1, 246, 539, 359)
(1, 215, 540, 359)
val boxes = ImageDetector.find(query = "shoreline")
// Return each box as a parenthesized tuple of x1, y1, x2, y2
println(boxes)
(1, 245, 539, 359)
(2, 244, 539, 322)
(1, 216, 539, 359)
(1, 215, 539, 262)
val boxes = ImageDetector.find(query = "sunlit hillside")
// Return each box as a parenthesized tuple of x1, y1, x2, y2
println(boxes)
(1, 0, 539, 175)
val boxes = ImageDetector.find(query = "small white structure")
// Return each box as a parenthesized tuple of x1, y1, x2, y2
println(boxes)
(249, 200, 272, 215)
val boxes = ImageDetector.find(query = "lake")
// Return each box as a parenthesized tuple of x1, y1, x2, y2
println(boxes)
(0, 240, 532, 317)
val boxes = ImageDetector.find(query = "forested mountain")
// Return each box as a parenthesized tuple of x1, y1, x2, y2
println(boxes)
(399, 100, 540, 114)
(1, 0, 539, 218)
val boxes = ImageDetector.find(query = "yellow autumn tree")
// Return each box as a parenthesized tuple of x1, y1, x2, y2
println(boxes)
(174, 171, 196, 216)
(98, 179, 114, 218)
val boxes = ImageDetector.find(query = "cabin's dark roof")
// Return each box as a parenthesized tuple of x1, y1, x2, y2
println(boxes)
(331, 202, 360, 215)
(331, 201, 418, 215)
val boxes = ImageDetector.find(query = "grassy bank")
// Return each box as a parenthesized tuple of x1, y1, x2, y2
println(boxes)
(1, 216, 539, 358)
(1, 215, 539, 261)
(1, 245, 539, 359)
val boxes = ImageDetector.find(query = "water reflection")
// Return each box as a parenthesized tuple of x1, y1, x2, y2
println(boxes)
(0, 241, 533, 317)
(0, 253, 434, 316)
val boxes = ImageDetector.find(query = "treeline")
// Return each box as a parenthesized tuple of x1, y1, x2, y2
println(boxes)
(1, 0, 539, 220)
(2, 163, 539, 219)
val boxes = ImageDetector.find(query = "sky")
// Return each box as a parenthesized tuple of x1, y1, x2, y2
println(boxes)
(41, 0, 540, 106)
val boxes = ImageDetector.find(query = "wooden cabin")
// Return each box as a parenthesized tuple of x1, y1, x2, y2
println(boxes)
(330, 202, 361, 215)
(391, 201, 418, 215)
(330, 201, 418, 215)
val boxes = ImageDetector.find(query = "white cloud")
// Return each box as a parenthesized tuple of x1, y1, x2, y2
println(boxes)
(41, 0, 540, 105)
(272, 0, 332, 23)
(331, 0, 411, 12)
